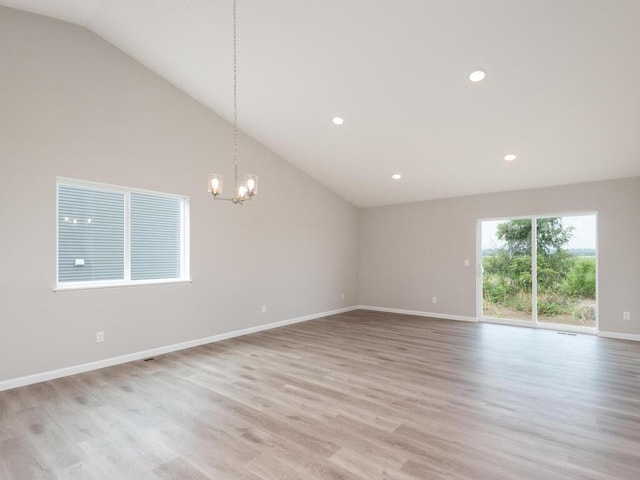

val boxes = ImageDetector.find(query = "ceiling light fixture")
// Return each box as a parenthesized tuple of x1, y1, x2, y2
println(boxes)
(208, 0, 257, 204)
(504, 153, 517, 161)
(332, 116, 344, 125)
(391, 174, 402, 180)
(469, 69, 486, 82)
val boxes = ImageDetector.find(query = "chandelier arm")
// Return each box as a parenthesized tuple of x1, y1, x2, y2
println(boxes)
(214, 197, 238, 203)
(211, 194, 251, 204)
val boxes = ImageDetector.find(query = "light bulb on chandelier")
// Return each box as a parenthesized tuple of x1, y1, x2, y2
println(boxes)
(208, 0, 258, 205)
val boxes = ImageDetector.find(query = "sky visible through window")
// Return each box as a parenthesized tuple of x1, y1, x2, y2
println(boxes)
(482, 214, 596, 250)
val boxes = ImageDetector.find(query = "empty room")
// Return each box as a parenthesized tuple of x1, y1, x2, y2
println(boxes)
(1, 1, 640, 479)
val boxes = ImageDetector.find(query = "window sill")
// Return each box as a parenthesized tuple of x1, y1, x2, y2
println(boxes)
(53, 279, 192, 292)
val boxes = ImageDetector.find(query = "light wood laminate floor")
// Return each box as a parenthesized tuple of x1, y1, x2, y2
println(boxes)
(1, 310, 640, 479)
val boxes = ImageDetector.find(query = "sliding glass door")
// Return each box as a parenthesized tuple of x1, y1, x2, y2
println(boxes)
(480, 213, 597, 330)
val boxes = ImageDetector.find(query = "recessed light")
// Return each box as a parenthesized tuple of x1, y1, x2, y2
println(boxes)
(469, 69, 486, 82)
(332, 116, 344, 125)
(504, 153, 517, 161)
(391, 174, 402, 180)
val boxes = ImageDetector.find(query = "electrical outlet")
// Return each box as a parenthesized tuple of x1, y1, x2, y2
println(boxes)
(96, 331, 104, 343)
(341, 292, 345, 300)
(464, 259, 470, 267)
(623, 312, 631, 321)
(261, 305, 267, 314)
(432, 297, 437, 304)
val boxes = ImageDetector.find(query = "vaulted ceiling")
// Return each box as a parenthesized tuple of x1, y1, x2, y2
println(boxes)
(3, 0, 640, 207)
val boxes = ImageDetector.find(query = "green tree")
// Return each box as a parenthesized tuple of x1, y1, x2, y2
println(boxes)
(496, 218, 573, 256)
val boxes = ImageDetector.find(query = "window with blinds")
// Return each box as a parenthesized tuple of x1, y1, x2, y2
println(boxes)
(56, 179, 189, 289)
(131, 192, 182, 281)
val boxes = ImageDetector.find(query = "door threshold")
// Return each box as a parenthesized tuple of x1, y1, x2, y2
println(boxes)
(480, 317, 597, 335)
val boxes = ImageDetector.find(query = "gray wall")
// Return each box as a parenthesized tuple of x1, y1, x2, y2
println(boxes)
(0, 7, 359, 382)
(359, 177, 640, 335)
(1, 6, 638, 386)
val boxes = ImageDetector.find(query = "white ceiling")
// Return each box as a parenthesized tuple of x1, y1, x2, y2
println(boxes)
(3, 0, 640, 207)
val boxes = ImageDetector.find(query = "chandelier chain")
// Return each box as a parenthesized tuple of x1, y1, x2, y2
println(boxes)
(233, 0, 238, 187)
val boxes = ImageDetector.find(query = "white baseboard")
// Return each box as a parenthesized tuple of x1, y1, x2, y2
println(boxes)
(0, 306, 359, 392)
(358, 305, 478, 323)
(598, 331, 640, 342)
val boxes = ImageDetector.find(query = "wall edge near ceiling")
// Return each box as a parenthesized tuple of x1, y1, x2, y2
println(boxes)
(0, 305, 359, 392)
(358, 305, 478, 323)
(598, 331, 640, 342)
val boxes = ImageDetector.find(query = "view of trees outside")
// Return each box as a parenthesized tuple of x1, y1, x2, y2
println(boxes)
(482, 215, 597, 327)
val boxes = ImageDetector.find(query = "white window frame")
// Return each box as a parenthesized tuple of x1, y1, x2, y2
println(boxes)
(55, 177, 191, 291)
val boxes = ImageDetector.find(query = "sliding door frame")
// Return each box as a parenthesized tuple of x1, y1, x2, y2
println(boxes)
(476, 211, 598, 335)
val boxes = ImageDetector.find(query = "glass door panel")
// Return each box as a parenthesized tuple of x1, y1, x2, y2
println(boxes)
(482, 219, 533, 321)
(536, 215, 597, 327)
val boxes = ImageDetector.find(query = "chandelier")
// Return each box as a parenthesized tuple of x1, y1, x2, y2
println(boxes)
(208, 0, 258, 204)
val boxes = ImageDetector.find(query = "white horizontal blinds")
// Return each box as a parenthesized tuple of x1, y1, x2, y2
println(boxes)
(130, 192, 182, 280)
(58, 185, 125, 283)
